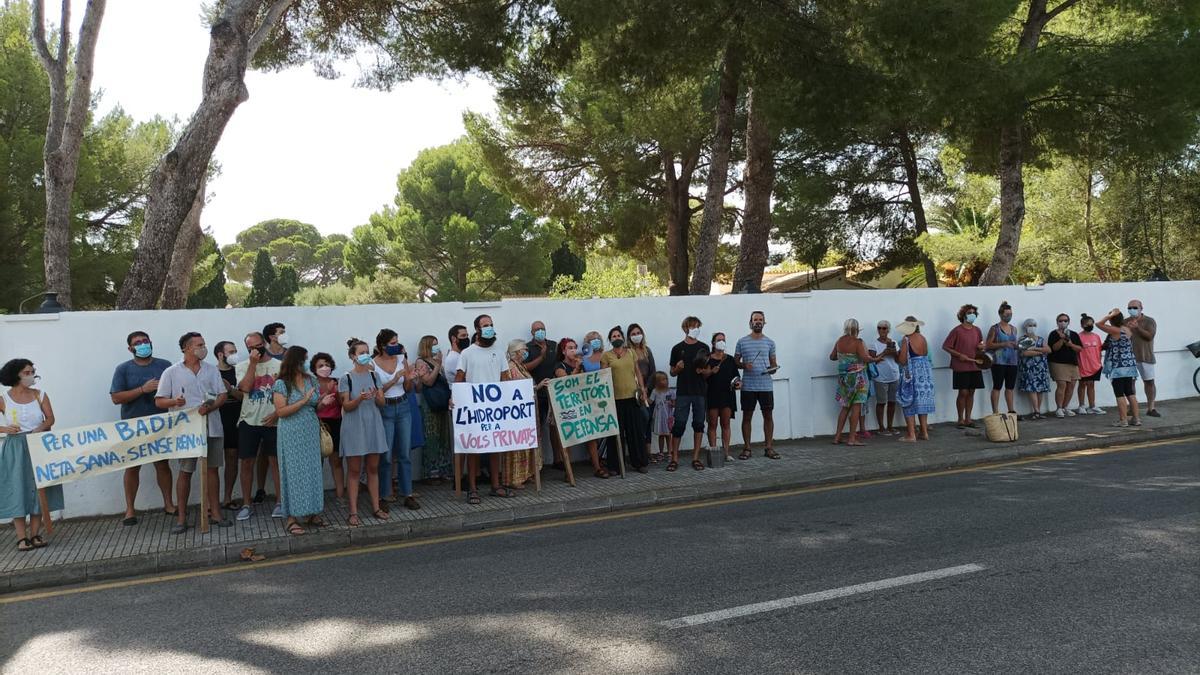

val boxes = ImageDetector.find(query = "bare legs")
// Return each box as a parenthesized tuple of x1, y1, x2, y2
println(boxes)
(707, 408, 732, 457)
(834, 403, 864, 445)
(956, 389, 976, 425)
(123, 460, 176, 519)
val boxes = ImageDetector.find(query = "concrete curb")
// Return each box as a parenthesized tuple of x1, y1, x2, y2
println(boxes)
(3, 423, 1196, 594)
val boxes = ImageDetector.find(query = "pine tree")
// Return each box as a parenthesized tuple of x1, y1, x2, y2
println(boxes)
(271, 265, 300, 306)
(244, 250, 276, 308)
(186, 251, 229, 309)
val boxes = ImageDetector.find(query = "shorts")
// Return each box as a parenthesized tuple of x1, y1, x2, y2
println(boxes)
(740, 390, 775, 412)
(990, 364, 1018, 390)
(1136, 362, 1155, 381)
(172, 436, 224, 473)
(1050, 363, 1080, 382)
(873, 380, 898, 403)
(952, 370, 984, 390)
(1111, 377, 1136, 398)
(1081, 370, 1101, 382)
(671, 395, 706, 438)
(237, 422, 278, 460)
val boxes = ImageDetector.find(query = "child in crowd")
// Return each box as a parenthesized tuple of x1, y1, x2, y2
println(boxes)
(647, 371, 675, 463)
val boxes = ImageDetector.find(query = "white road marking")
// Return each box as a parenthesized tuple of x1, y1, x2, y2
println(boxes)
(659, 563, 987, 629)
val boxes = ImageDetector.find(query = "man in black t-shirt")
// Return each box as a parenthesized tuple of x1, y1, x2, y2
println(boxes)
(524, 320, 562, 464)
(1047, 313, 1083, 418)
(668, 315, 714, 471)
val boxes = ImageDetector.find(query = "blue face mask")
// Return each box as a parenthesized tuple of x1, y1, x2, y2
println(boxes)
(1127, 307, 1140, 318)
(590, 338, 603, 351)
(533, 329, 546, 341)
(521, 350, 529, 361)
(385, 344, 403, 357)
(965, 313, 978, 324)
(481, 326, 496, 340)
(355, 354, 372, 366)
(431, 345, 441, 355)
(133, 343, 153, 359)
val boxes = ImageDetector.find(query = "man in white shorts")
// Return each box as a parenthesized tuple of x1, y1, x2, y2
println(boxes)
(1126, 299, 1158, 417)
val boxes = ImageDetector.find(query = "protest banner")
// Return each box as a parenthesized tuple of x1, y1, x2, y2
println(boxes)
(27, 407, 208, 489)
(452, 381, 539, 455)
(547, 369, 624, 477)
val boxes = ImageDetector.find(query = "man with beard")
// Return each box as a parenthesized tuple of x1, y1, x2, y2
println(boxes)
(735, 311, 780, 459)
(455, 315, 510, 504)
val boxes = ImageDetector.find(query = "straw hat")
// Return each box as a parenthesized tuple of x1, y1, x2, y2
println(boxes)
(895, 316, 925, 336)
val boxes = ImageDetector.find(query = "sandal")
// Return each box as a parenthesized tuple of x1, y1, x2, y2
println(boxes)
(239, 547, 266, 562)
(666, 461, 678, 472)
(489, 486, 515, 498)
(691, 460, 704, 471)
(30, 535, 47, 548)
(373, 508, 390, 520)
(286, 521, 306, 536)
(348, 513, 361, 527)
(593, 468, 610, 479)
(739, 448, 752, 460)
(467, 491, 481, 505)
(764, 448, 780, 459)
(306, 516, 328, 528)
(16, 538, 33, 552)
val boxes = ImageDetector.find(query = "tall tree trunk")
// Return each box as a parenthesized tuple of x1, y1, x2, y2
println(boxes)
(979, 0, 1079, 286)
(31, 0, 108, 309)
(160, 176, 208, 309)
(896, 128, 938, 288)
(116, 0, 294, 310)
(662, 150, 699, 296)
(690, 38, 743, 295)
(732, 87, 774, 293)
(1081, 157, 1106, 281)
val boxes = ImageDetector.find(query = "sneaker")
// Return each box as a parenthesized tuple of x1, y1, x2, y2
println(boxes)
(1130, 419, 1142, 427)
(1073, 407, 1089, 416)
(1064, 408, 1076, 417)
(1112, 420, 1129, 428)
(1147, 409, 1161, 418)
(236, 506, 252, 521)
(271, 505, 283, 519)
(1090, 407, 1106, 415)
(1055, 409, 1065, 418)
(170, 523, 188, 535)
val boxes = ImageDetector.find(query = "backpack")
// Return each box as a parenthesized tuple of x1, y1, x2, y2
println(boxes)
(421, 358, 452, 412)
(343, 370, 380, 398)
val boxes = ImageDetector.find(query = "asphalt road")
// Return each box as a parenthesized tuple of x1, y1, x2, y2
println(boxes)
(2, 438, 1197, 674)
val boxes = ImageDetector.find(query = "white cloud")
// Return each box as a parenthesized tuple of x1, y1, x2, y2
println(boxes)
(87, 0, 496, 245)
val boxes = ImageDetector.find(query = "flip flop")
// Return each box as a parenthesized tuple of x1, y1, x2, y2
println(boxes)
(16, 538, 33, 552)
(239, 547, 266, 562)
(348, 513, 361, 527)
(286, 522, 306, 536)
(691, 460, 704, 471)
(666, 461, 678, 472)
(122, 516, 138, 526)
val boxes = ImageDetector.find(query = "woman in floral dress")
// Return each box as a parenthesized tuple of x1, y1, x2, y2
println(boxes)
(830, 319, 880, 446)
(1017, 319, 1051, 419)
(272, 346, 326, 535)
(896, 317, 936, 442)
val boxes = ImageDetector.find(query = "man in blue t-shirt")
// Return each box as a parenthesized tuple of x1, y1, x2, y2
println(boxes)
(109, 331, 175, 526)
(734, 311, 780, 460)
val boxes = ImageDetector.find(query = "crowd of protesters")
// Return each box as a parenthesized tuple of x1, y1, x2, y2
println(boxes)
(1, 299, 1162, 551)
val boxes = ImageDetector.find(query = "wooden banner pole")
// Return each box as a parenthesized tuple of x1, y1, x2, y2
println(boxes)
(199, 458, 210, 534)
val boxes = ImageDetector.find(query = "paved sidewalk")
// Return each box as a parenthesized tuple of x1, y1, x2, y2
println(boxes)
(3, 399, 1196, 593)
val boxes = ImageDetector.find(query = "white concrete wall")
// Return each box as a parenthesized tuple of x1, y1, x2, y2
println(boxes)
(3, 280, 1197, 518)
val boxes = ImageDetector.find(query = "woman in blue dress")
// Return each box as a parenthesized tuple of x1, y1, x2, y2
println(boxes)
(1, 359, 64, 551)
(1097, 309, 1141, 427)
(896, 317, 935, 442)
(1017, 319, 1051, 419)
(272, 346, 326, 535)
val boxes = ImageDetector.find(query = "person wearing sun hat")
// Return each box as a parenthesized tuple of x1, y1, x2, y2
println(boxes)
(896, 316, 935, 442)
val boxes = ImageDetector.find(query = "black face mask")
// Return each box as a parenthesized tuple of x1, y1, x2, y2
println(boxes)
(751, 323, 764, 333)
(456, 338, 470, 351)
(1082, 324, 1094, 332)
(611, 339, 625, 349)
(478, 336, 496, 347)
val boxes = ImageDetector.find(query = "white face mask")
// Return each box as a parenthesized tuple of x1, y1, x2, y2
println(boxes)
(1025, 325, 1037, 335)
(276, 333, 289, 346)
(225, 352, 244, 366)
(194, 346, 209, 361)
(316, 365, 333, 378)
(714, 340, 727, 352)
(630, 334, 644, 345)
(20, 375, 37, 388)
(687, 328, 701, 340)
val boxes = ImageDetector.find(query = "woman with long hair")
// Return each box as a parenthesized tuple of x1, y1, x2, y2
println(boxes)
(414, 334, 452, 483)
(704, 332, 739, 462)
(503, 339, 540, 488)
(271, 346, 326, 536)
(550, 338, 609, 479)
(602, 325, 649, 473)
(373, 329, 419, 510)
(626, 323, 656, 459)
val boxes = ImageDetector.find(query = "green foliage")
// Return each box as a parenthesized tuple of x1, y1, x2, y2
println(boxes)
(244, 250, 276, 307)
(349, 138, 562, 301)
(549, 242, 586, 284)
(294, 274, 421, 306)
(220, 218, 348, 286)
(549, 253, 665, 299)
(0, 3, 173, 311)
(224, 282, 249, 309)
(187, 246, 230, 309)
(274, 265, 300, 307)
